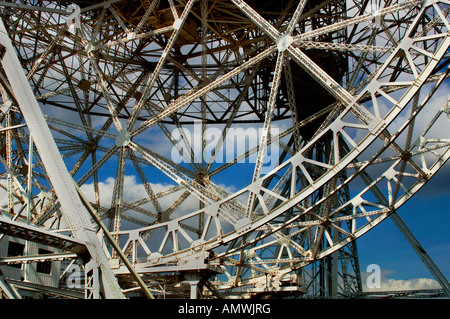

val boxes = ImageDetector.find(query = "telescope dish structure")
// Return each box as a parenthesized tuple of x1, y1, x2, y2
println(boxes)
(0, 0, 449, 299)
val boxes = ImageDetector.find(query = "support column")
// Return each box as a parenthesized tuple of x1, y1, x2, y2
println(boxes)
(186, 273, 202, 299)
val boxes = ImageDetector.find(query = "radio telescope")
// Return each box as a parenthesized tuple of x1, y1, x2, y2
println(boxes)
(0, 0, 449, 299)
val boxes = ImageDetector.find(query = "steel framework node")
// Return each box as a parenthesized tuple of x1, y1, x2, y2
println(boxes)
(0, 0, 449, 299)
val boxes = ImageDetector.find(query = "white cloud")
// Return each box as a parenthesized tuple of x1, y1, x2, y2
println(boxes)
(80, 175, 177, 209)
(80, 175, 144, 205)
(373, 277, 441, 291)
(78, 174, 240, 221)
(361, 268, 441, 292)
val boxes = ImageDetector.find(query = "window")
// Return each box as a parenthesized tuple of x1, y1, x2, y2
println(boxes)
(36, 248, 52, 274)
(7, 241, 25, 269)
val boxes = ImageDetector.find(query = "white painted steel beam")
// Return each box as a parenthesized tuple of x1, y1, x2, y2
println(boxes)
(0, 270, 21, 299)
(0, 252, 78, 265)
(0, 20, 125, 299)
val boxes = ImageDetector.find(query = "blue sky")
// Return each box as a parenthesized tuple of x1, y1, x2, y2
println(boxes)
(357, 159, 450, 289)
(352, 77, 450, 291)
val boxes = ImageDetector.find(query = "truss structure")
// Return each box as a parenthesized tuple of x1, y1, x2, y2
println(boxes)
(0, 0, 449, 299)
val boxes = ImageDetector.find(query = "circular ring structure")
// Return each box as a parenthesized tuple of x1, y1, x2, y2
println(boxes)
(0, 0, 449, 298)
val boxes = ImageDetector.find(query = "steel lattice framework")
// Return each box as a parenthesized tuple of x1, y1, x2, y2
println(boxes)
(0, 0, 449, 299)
